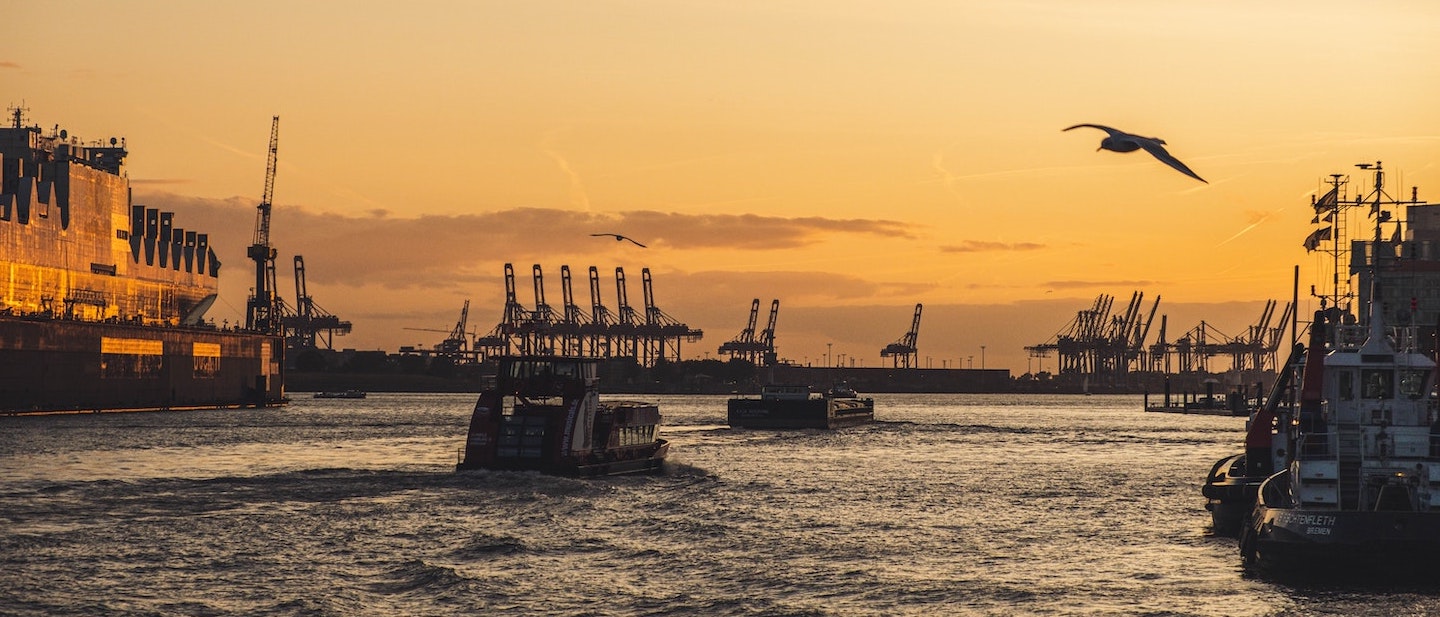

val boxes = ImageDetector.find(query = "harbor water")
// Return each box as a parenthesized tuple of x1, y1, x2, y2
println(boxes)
(3, 393, 1438, 616)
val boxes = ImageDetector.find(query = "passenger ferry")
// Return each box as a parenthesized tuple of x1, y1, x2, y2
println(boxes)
(456, 356, 668, 476)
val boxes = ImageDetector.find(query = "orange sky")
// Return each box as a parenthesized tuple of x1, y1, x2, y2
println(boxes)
(9, 1, 1440, 372)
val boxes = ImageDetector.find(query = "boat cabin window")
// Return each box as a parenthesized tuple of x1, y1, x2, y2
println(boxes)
(1337, 370, 1354, 401)
(506, 359, 591, 381)
(1363, 368, 1393, 400)
(1399, 369, 1429, 400)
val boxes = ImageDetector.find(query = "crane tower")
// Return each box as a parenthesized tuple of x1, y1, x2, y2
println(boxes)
(245, 116, 281, 334)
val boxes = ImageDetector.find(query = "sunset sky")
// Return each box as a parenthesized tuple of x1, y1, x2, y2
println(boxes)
(9, 1, 1440, 372)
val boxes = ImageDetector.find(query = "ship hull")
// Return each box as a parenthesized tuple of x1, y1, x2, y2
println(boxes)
(727, 397, 875, 429)
(1242, 470, 1440, 576)
(459, 440, 669, 476)
(1246, 505, 1440, 574)
(0, 315, 285, 415)
(1201, 454, 1265, 536)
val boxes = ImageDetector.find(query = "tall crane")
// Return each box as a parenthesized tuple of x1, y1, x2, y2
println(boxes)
(245, 116, 281, 334)
(757, 299, 779, 366)
(881, 304, 922, 368)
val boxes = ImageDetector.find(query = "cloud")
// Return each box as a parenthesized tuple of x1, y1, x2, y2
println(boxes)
(940, 240, 1046, 253)
(132, 192, 919, 292)
(0, 61, 18, 70)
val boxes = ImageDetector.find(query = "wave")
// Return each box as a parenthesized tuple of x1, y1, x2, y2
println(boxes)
(367, 558, 471, 596)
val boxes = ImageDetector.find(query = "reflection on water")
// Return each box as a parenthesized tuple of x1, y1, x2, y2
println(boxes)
(0, 393, 1429, 615)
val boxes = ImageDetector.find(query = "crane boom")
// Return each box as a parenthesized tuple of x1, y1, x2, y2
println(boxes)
(245, 116, 281, 333)
(254, 116, 279, 247)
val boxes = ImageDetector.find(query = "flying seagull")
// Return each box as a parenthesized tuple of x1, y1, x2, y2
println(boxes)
(1063, 124, 1207, 183)
(591, 233, 647, 248)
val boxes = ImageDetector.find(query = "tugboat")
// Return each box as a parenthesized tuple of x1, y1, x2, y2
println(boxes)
(456, 355, 668, 476)
(1216, 164, 1440, 574)
(727, 382, 875, 429)
(1239, 301, 1440, 573)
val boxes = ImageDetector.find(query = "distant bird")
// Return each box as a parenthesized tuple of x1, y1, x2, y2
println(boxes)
(590, 233, 647, 248)
(1063, 124, 1207, 183)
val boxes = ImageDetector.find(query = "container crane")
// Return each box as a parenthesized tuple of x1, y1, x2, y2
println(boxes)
(283, 255, 352, 350)
(719, 298, 779, 366)
(881, 304, 922, 368)
(245, 116, 281, 334)
(757, 299, 779, 366)
(718, 299, 762, 363)
(403, 301, 478, 361)
(636, 268, 703, 365)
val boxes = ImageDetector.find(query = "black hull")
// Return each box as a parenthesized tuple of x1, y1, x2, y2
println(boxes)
(727, 397, 874, 429)
(0, 316, 285, 415)
(1200, 454, 1264, 536)
(458, 440, 669, 477)
(1245, 505, 1440, 575)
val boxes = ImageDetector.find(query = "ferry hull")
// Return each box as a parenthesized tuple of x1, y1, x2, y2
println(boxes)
(458, 439, 669, 477)
(0, 316, 285, 415)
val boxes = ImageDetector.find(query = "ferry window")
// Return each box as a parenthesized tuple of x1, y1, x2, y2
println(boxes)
(554, 362, 576, 378)
(1399, 369, 1428, 400)
(1362, 369, 1393, 399)
(1337, 370, 1354, 401)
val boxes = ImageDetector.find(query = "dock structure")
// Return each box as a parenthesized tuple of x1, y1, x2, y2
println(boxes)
(281, 255, 353, 352)
(880, 303, 922, 368)
(1025, 292, 1158, 379)
(1026, 291, 1290, 382)
(474, 263, 702, 367)
(719, 299, 780, 366)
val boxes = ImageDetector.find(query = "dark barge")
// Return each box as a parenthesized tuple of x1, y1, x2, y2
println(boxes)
(727, 383, 875, 429)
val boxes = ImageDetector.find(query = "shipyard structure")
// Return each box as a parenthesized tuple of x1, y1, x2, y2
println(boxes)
(405, 263, 703, 368)
(0, 109, 284, 414)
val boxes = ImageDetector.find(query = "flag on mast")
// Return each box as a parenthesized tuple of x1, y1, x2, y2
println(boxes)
(1303, 226, 1333, 252)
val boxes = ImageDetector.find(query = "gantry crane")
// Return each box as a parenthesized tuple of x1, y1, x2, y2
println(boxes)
(881, 304, 922, 368)
(719, 299, 779, 366)
(245, 116, 281, 334)
(557, 265, 590, 356)
(757, 299, 779, 366)
(474, 263, 702, 367)
(405, 301, 477, 359)
(283, 255, 352, 350)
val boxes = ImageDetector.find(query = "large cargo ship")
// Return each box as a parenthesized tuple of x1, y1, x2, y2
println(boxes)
(0, 109, 284, 414)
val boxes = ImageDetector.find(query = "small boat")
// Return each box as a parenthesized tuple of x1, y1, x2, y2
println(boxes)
(727, 383, 875, 429)
(456, 355, 668, 476)
(313, 390, 367, 399)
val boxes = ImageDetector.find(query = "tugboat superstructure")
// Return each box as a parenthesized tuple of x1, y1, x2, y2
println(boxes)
(1215, 163, 1440, 574)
